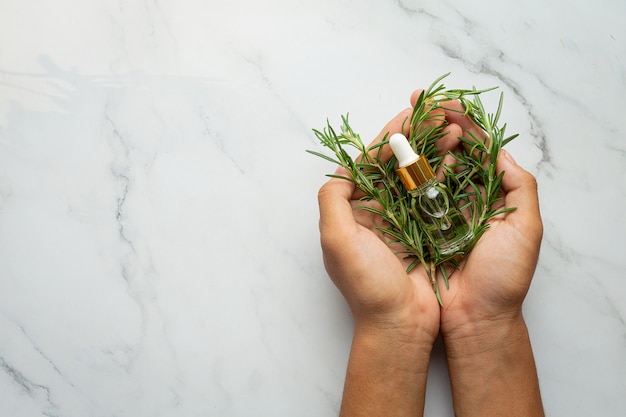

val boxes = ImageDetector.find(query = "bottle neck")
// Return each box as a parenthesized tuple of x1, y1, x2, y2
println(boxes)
(409, 178, 438, 196)
(395, 154, 436, 192)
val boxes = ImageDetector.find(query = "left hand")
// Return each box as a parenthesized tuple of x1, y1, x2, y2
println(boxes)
(318, 106, 448, 344)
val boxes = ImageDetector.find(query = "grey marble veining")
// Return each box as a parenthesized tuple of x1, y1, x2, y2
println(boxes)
(1, 1, 625, 416)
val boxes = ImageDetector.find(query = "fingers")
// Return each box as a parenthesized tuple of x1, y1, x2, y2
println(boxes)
(409, 89, 422, 107)
(498, 150, 543, 243)
(438, 122, 462, 155)
(409, 89, 447, 135)
(318, 167, 359, 244)
(409, 89, 464, 155)
(438, 100, 482, 136)
(360, 107, 413, 163)
(412, 89, 485, 140)
(362, 90, 462, 165)
(433, 123, 462, 181)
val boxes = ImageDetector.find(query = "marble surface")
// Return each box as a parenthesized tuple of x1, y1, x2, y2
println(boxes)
(1, 1, 625, 416)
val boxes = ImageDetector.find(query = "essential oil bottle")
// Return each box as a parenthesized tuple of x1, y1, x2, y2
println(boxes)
(389, 133, 474, 255)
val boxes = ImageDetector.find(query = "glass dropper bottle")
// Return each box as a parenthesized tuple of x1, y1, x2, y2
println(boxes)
(389, 133, 474, 255)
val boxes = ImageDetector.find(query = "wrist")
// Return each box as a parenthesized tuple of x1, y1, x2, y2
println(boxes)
(352, 295, 439, 356)
(340, 317, 436, 417)
(441, 315, 545, 417)
(440, 294, 523, 343)
(353, 318, 436, 364)
(442, 314, 527, 361)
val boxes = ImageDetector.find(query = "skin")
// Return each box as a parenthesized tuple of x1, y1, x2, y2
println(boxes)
(317, 91, 544, 417)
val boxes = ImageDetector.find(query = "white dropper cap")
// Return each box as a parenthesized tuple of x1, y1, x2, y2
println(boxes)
(389, 133, 435, 190)
(389, 133, 419, 167)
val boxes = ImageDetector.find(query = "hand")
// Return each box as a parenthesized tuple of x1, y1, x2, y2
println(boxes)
(421, 96, 544, 337)
(318, 104, 461, 341)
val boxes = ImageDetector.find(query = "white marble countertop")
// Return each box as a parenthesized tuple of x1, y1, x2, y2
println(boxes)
(1, 1, 625, 416)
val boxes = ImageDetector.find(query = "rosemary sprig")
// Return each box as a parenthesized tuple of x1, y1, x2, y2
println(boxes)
(309, 74, 517, 304)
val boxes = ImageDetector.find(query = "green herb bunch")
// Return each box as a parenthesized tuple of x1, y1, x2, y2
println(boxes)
(308, 74, 518, 304)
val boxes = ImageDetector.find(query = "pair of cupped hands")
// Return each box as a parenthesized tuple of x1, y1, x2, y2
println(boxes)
(317, 89, 543, 349)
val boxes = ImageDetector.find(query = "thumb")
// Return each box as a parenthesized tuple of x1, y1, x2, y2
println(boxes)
(498, 150, 543, 244)
(318, 167, 358, 241)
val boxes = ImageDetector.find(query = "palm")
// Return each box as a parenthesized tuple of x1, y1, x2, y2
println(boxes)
(344, 197, 441, 337)
(438, 217, 537, 329)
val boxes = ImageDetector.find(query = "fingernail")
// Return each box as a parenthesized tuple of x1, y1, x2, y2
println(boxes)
(334, 166, 349, 176)
(501, 149, 517, 165)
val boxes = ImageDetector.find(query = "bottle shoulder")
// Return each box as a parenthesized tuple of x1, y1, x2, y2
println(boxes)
(410, 179, 443, 196)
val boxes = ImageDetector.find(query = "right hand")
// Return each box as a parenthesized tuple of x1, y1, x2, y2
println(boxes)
(425, 96, 544, 339)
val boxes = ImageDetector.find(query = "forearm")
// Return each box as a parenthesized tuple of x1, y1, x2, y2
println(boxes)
(443, 316, 544, 417)
(339, 324, 434, 417)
